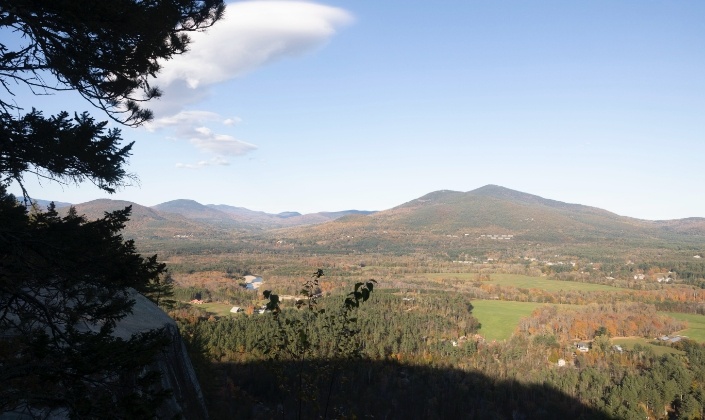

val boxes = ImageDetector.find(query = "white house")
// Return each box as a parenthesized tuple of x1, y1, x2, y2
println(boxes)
(576, 343, 589, 352)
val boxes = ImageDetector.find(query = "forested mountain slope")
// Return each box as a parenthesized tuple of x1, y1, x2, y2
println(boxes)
(271, 185, 705, 256)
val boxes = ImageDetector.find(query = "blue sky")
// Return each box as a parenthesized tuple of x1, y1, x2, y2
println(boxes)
(9, 1, 705, 220)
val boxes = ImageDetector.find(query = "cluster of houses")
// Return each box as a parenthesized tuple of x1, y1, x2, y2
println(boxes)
(442, 233, 515, 240)
(570, 336, 684, 358)
(228, 305, 268, 315)
(573, 342, 626, 354)
(633, 273, 674, 283)
(479, 234, 514, 240)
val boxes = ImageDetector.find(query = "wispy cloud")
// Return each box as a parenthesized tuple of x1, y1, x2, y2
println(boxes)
(189, 126, 257, 156)
(147, 110, 256, 164)
(176, 157, 231, 170)
(145, 110, 238, 131)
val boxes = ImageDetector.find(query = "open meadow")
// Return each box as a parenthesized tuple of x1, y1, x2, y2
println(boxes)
(197, 302, 237, 317)
(667, 312, 705, 342)
(611, 337, 684, 356)
(428, 272, 622, 292)
(469, 299, 542, 341)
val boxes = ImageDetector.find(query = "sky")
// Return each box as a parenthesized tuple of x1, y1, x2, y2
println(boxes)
(8, 1, 705, 220)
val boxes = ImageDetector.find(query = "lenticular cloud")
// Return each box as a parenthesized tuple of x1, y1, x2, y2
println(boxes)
(153, 1, 353, 114)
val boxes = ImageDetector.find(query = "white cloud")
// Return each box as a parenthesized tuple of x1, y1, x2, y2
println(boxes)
(150, 1, 353, 117)
(145, 110, 237, 131)
(176, 156, 231, 169)
(223, 117, 241, 126)
(146, 110, 257, 164)
(189, 126, 258, 156)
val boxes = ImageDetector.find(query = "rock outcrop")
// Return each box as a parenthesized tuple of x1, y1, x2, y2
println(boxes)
(1, 291, 208, 419)
(114, 292, 209, 419)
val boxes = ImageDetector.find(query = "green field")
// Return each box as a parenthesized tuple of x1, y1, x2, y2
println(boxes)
(470, 299, 705, 346)
(194, 302, 238, 317)
(430, 272, 622, 292)
(666, 312, 705, 342)
(471, 299, 543, 341)
(611, 337, 684, 356)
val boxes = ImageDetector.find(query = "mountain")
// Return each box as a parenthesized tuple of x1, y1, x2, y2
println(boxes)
(41, 196, 377, 241)
(41, 186, 704, 256)
(385, 185, 661, 238)
(152, 199, 239, 228)
(275, 185, 705, 254)
(205, 203, 291, 228)
(56, 199, 230, 241)
(63, 199, 166, 223)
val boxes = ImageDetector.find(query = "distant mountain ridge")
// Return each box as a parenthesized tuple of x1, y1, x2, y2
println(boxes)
(151, 200, 376, 229)
(54, 199, 226, 241)
(32, 185, 705, 246)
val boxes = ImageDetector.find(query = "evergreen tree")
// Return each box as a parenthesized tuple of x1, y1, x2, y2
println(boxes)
(0, 1, 224, 417)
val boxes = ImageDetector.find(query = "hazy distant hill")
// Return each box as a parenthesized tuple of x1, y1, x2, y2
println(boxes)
(201, 203, 375, 228)
(30, 198, 72, 210)
(153, 199, 227, 218)
(150, 199, 375, 229)
(152, 199, 241, 228)
(205, 203, 294, 228)
(56, 199, 230, 240)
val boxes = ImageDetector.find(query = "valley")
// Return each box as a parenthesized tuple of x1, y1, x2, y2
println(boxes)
(55, 185, 705, 418)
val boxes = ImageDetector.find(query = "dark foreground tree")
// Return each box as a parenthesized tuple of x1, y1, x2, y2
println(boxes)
(0, 0, 224, 417)
(0, 195, 172, 417)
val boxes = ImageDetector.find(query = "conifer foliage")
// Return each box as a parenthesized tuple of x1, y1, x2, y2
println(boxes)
(0, 0, 223, 417)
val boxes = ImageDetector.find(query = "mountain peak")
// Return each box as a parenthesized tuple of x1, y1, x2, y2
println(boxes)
(152, 199, 232, 221)
(154, 199, 204, 208)
(415, 190, 463, 202)
(469, 185, 540, 200)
